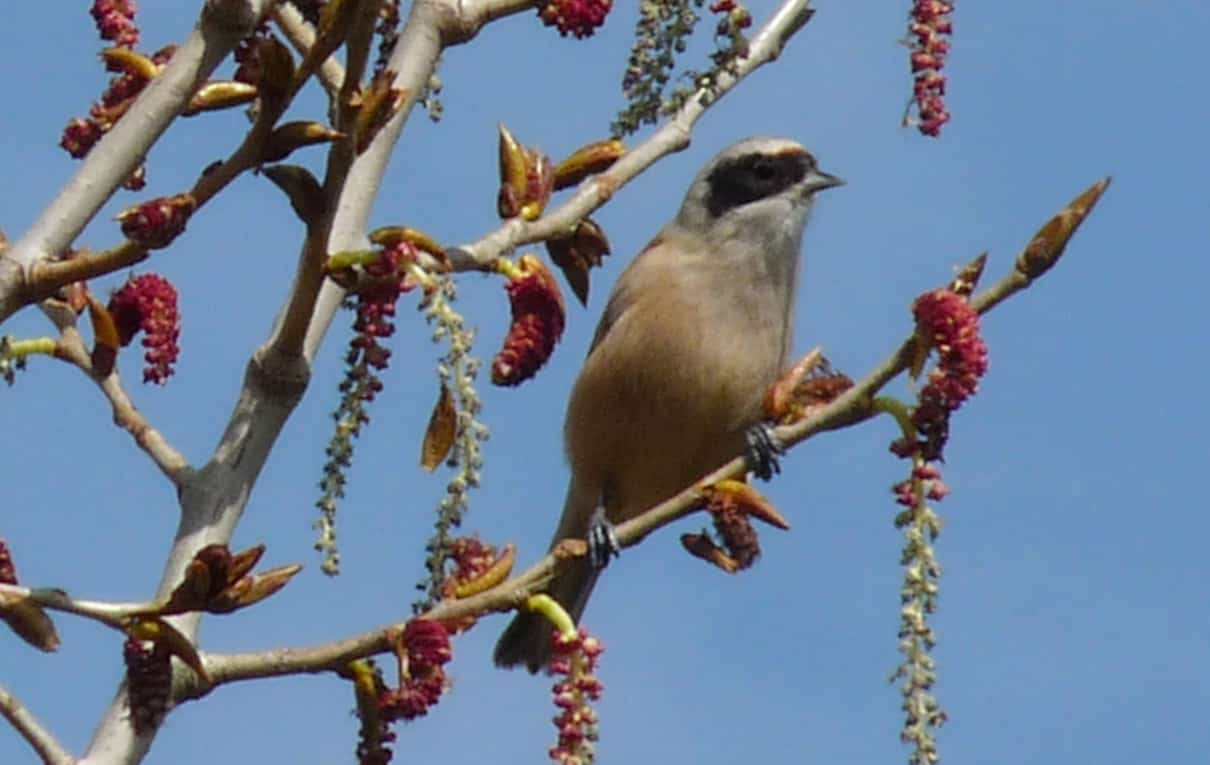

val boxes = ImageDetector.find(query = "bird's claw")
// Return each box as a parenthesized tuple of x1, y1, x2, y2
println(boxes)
(587, 506, 621, 570)
(745, 422, 784, 481)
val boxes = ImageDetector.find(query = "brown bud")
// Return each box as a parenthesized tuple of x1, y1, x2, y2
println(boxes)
(86, 293, 121, 378)
(948, 252, 988, 297)
(227, 544, 266, 583)
(256, 34, 296, 111)
(208, 564, 303, 614)
(553, 138, 625, 190)
(262, 164, 326, 224)
(101, 47, 160, 80)
(451, 543, 516, 598)
(519, 152, 554, 221)
(1018, 176, 1112, 280)
(262, 121, 344, 162)
(183, 81, 259, 116)
(680, 533, 739, 573)
(368, 226, 445, 261)
(162, 544, 232, 614)
(497, 123, 529, 218)
(496, 124, 554, 220)
(0, 588, 60, 653)
(352, 70, 406, 154)
(545, 218, 610, 305)
(703, 479, 791, 531)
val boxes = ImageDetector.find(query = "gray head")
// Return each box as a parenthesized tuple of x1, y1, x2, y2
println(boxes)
(675, 136, 843, 244)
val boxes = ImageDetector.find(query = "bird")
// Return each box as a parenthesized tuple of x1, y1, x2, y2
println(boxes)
(493, 136, 843, 672)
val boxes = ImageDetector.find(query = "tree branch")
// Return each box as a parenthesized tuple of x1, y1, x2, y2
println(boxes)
(267, 0, 381, 360)
(0, 0, 276, 326)
(0, 583, 159, 629)
(446, 0, 816, 271)
(272, 3, 346, 97)
(0, 683, 74, 765)
(46, 321, 191, 485)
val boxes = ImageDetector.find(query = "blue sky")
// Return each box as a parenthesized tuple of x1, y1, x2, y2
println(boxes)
(2, 1, 1208, 763)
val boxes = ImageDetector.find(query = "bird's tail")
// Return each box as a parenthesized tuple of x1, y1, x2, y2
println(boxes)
(493, 559, 599, 672)
(494, 479, 600, 673)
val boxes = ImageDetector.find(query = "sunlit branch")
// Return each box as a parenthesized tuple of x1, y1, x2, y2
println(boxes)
(0, 683, 73, 765)
(273, 3, 346, 96)
(0, 0, 277, 326)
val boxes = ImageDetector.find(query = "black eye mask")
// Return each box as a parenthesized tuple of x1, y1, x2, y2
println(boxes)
(704, 151, 812, 218)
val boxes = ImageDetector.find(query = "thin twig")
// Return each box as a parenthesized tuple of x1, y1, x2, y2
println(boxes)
(269, 0, 381, 359)
(272, 3, 347, 97)
(0, 683, 74, 765)
(0, 583, 160, 628)
(45, 323, 191, 485)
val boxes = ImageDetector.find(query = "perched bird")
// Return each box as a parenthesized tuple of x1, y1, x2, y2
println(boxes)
(494, 137, 843, 672)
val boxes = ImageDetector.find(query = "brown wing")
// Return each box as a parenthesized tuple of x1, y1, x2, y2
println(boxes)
(584, 233, 667, 356)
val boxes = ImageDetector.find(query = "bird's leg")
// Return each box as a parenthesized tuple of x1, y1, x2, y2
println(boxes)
(745, 422, 785, 481)
(586, 505, 621, 570)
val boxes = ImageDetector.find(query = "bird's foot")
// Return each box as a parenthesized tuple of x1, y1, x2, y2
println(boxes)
(745, 422, 784, 481)
(587, 506, 621, 570)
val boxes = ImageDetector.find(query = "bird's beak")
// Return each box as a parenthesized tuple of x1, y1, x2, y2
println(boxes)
(804, 169, 845, 193)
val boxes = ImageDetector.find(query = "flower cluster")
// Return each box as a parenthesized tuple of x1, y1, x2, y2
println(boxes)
(91, 0, 139, 48)
(378, 620, 453, 722)
(892, 463, 949, 510)
(350, 660, 394, 765)
(117, 192, 197, 249)
(445, 537, 502, 585)
(123, 637, 172, 734)
(492, 255, 566, 387)
(107, 273, 181, 384)
(907, 0, 953, 137)
(899, 288, 988, 461)
(538, 0, 613, 38)
(414, 276, 491, 612)
(709, 1, 752, 44)
(437, 537, 516, 625)
(882, 278, 985, 765)
(889, 459, 948, 765)
(60, 45, 174, 190)
(317, 242, 422, 574)
(615, 0, 701, 134)
(349, 244, 419, 375)
(614, 0, 748, 135)
(549, 628, 605, 765)
(712, 503, 760, 569)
